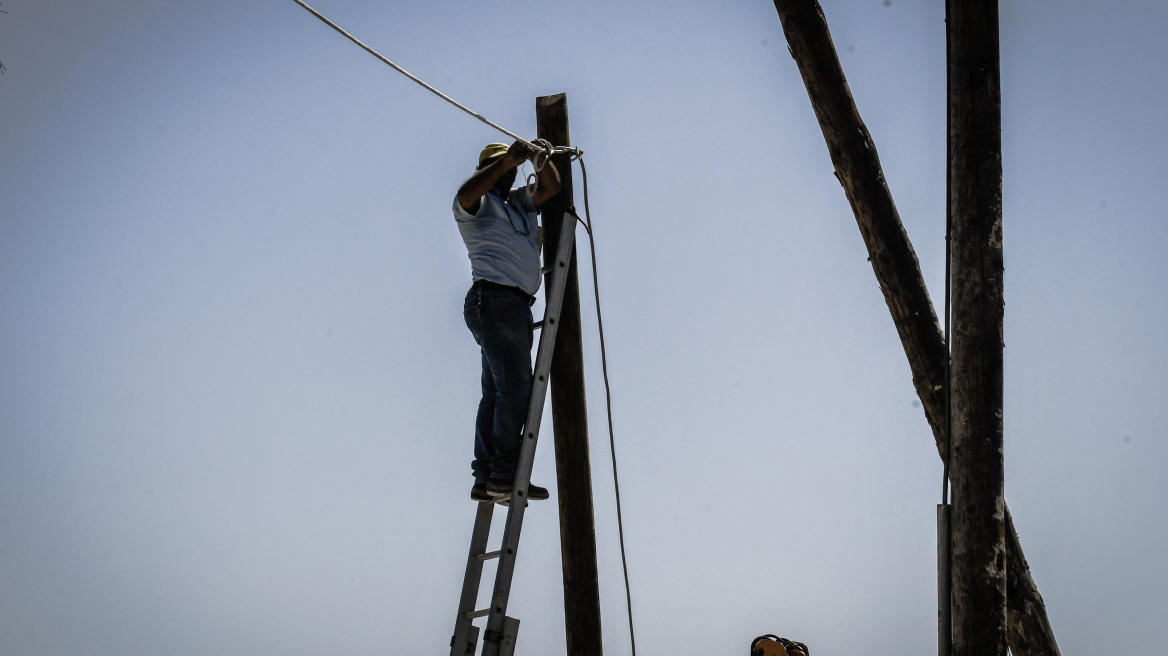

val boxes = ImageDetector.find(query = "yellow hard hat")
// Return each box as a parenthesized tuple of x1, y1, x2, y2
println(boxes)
(478, 142, 510, 166)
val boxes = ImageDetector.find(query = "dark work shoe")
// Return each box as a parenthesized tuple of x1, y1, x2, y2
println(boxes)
(488, 477, 550, 501)
(471, 480, 491, 502)
(486, 478, 513, 498)
(525, 483, 550, 501)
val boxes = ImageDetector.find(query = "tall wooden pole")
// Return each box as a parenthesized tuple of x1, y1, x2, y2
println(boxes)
(536, 93, 604, 656)
(774, 0, 948, 442)
(947, 1, 1007, 655)
(772, 2, 1059, 655)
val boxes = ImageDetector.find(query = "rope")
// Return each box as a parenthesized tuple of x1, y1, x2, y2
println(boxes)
(292, 0, 579, 159)
(571, 157, 637, 656)
(524, 147, 559, 198)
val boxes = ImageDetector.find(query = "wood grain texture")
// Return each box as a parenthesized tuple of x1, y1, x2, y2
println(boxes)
(536, 93, 604, 656)
(947, 1, 1007, 654)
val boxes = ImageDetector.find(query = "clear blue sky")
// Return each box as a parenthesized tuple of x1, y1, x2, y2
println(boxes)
(2, 1, 1165, 654)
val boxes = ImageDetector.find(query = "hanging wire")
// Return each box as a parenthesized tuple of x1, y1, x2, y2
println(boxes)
(524, 142, 564, 199)
(571, 156, 637, 656)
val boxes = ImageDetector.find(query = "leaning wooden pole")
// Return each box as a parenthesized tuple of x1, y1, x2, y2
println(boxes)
(536, 93, 604, 656)
(947, 1, 1006, 654)
(771, 2, 1060, 655)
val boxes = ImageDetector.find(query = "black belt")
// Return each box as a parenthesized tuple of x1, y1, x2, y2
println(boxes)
(472, 279, 535, 306)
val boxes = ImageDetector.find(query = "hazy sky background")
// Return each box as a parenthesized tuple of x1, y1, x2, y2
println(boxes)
(2, 1, 1165, 655)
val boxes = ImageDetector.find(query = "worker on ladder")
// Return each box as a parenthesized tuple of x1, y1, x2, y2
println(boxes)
(454, 139, 561, 502)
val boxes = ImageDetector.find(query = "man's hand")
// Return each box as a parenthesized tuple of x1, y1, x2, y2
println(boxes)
(506, 139, 557, 166)
(503, 140, 536, 168)
(529, 138, 555, 163)
(456, 139, 560, 213)
(505, 139, 555, 167)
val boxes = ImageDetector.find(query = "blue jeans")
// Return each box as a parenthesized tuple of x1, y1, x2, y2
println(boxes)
(463, 283, 533, 482)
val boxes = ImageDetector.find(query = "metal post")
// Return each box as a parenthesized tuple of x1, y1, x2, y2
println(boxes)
(938, 503, 952, 656)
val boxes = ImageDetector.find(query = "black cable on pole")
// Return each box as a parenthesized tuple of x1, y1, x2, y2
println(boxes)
(571, 157, 637, 656)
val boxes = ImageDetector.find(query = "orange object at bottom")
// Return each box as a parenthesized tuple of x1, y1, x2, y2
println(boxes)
(751, 634, 809, 656)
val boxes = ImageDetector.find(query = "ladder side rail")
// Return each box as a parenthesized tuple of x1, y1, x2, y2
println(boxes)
(480, 212, 577, 655)
(450, 501, 496, 656)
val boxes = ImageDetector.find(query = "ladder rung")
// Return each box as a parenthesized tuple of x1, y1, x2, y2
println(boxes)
(464, 608, 490, 620)
(475, 550, 501, 562)
(533, 320, 543, 330)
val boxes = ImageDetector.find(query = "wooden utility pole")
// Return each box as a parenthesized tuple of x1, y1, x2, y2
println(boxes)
(772, 2, 1059, 655)
(536, 93, 604, 656)
(947, 1, 1007, 655)
(774, 0, 949, 443)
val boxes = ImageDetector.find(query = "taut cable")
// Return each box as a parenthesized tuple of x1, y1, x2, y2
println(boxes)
(292, 0, 579, 160)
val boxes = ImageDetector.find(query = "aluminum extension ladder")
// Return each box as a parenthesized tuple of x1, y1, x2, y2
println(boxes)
(449, 210, 578, 656)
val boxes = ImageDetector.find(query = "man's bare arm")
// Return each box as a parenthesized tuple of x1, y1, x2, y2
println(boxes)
(456, 140, 536, 213)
